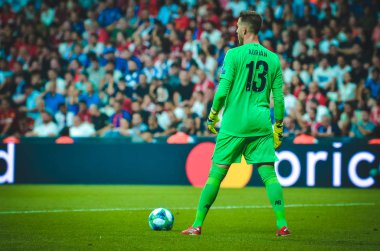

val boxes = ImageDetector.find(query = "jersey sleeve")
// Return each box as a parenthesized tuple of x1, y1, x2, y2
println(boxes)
(272, 57, 285, 121)
(219, 50, 236, 83)
(212, 50, 235, 112)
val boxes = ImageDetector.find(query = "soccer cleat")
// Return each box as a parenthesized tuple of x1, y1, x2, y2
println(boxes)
(181, 226, 202, 235)
(276, 226, 291, 237)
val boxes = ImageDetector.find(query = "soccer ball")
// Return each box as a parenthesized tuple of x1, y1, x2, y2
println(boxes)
(148, 208, 174, 230)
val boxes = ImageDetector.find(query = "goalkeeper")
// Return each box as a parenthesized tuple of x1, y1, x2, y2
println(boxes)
(182, 11, 290, 236)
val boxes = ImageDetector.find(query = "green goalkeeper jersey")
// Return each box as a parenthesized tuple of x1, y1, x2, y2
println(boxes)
(212, 43, 284, 137)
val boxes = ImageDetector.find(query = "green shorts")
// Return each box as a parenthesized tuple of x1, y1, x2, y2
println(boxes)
(212, 132, 278, 165)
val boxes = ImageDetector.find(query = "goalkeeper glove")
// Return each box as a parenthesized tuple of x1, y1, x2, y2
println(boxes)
(207, 108, 220, 134)
(274, 122, 283, 150)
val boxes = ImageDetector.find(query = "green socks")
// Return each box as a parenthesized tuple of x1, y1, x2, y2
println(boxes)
(193, 163, 228, 227)
(192, 164, 287, 229)
(258, 165, 288, 229)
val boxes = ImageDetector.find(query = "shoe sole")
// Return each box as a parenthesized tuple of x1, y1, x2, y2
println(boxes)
(276, 233, 291, 237)
(181, 233, 201, 235)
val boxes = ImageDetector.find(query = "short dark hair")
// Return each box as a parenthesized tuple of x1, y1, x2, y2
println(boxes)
(239, 11, 262, 35)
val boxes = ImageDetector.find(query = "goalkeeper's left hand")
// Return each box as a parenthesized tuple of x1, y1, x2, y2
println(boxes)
(207, 108, 220, 134)
(274, 122, 283, 150)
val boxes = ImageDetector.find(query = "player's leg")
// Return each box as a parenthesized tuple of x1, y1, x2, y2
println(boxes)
(182, 162, 228, 235)
(257, 163, 289, 235)
(192, 162, 229, 227)
(244, 134, 290, 236)
(182, 133, 244, 235)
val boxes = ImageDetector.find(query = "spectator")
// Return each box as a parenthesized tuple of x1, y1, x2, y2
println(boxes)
(350, 58, 367, 85)
(339, 73, 357, 103)
(142, 57, 161, 84)
(370, 96, 380, 126)
(127, 112, 153, 142)
(101, 71, 118, 98)
(302, 106, 317, 129)
(200, 21, 222, 46)
(19, 85, 40, 121)
(89, 104, 109, 135)
(69, 116, 95, 137)
(339, 102, 355, 136)
(306, 82, 327, 106)
(293, 126, 319, 144)
(167, 63, 181, 88)
(292, 60, 311, 86)
(328, 100, 342, 136)
(318, 27, 339, 54)
(157, 0, 179, 25)
(155, 102, 171, 131)
(292, 28, 315, 58)
(174, 5, 190, 32)
(283, 117, 301, 138)
(173, 71, 194, 106)
(290, 75, 305, 98)
(365, 68, 380, 100)
(67, 85, 80, 114)
(326, 78, 339, 102)
(30, 99, 46, 128)
(332, 56, 351, 85)
(97, 0, 122, 27)
(109, 100, 132, 128)
(83, 34, 105, 56)
(79, 82, 101, 107)
(193, 69, 215, 102)
(135, 74, 150, 102)
(125, 60, 140, 89)
(195, 49, 217, 81)
(0, 98, 17, 136)
(26, 111, 58, 137)
(11, 74, 27, 105)
(75, 71, 92, 94)
(313, 58, 334, 89)
(87, 57, 106, 89)
(307, 98, 330, 123)
(283, 84, 298, 115)
(349, 109, 376, 138)
(313, 115, 334, 138)
(77, 101, 92, 123)
(191, 91, 206, 118)
(42, 82, 66, 115)
(130, 112, 149, 134)
(55, 103, 75, 132)
(151, 77, 171, 103)
(103, 118, 130, 138)
(167, 124, 195, 144)
(40, 3, 55, 27)
(226, 0, 248, 18)
(295, 43, 313, 66)
(148, 114, 165, 137)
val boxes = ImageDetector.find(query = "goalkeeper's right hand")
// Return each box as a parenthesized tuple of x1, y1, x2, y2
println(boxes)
(274, 122, 283, 150)
(207, 108, 220, 134)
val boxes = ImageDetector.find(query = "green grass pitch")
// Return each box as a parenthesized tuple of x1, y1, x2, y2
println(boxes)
(0, 185, 379, 250)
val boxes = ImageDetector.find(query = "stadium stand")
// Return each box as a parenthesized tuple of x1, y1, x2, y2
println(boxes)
(0, 0, 379, 142)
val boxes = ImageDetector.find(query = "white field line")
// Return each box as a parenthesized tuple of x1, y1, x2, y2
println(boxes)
(0, 202, 375, 215)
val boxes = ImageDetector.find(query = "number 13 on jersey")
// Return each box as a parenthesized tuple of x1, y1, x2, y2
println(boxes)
(245, 60, 268, 92)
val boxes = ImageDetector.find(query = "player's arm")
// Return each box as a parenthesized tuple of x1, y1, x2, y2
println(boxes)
(272, 57, 285, 149)
(207, 51, 235, 134)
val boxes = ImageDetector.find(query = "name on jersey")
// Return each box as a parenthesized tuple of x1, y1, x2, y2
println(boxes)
(249, 49, 267, 57)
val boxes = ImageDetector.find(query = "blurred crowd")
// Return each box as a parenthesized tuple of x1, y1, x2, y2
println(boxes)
(0, 0, 379, 143)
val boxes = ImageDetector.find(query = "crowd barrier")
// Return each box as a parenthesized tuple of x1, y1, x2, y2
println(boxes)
(0, 138, 379, 188)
